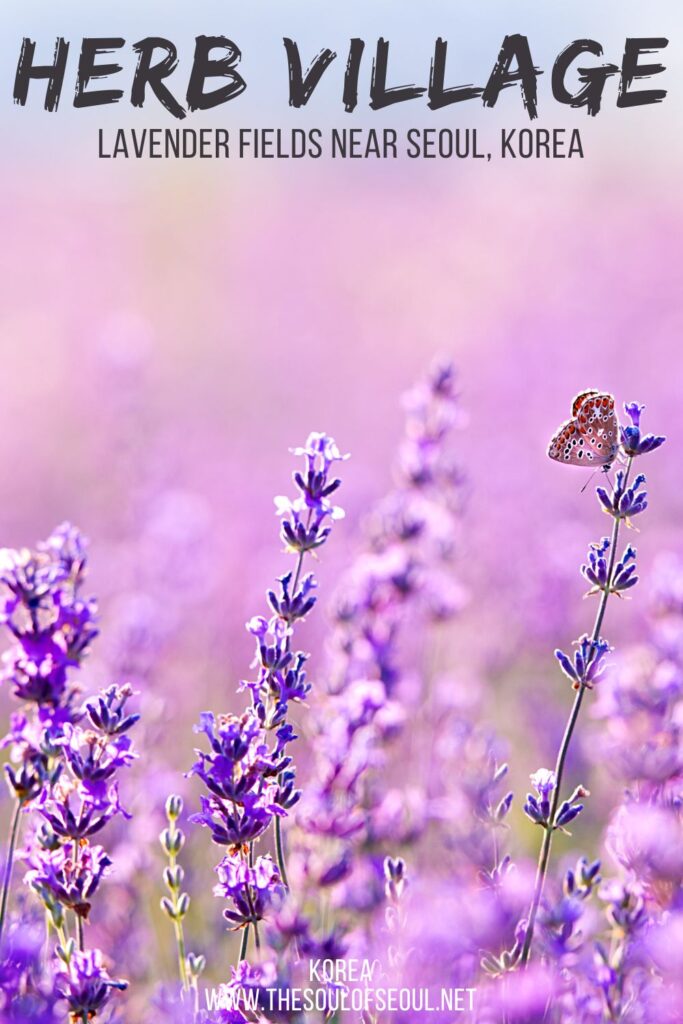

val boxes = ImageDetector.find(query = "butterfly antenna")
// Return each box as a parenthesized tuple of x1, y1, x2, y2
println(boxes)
(581, 469, 599, 494)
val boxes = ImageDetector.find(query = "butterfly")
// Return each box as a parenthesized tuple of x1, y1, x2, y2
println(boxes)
(548, 390, 619, 469)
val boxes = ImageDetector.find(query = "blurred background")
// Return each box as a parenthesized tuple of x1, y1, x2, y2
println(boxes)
(0, 0, 682, 1013)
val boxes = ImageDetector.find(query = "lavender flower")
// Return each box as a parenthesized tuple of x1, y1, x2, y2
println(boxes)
(597, 471, 648, 520)
(61, 724, 137, 798)
(275, 433, 347, 554)
(189, 714, 293, 830)
(191, 792, 283, 848)
(0, 922, 62, 1022)
(2, 636, 71, 707)
(600, 878, 647, 932)
(214, 855, 283, 931)
(539, 894, 585, 959)
(591, 878, 649, 1019)
(39, 783, 127, 840)
(55, 946, 127, 1019)
(555, 635, 611, 690)
(0, 524, 98, 713)
(620, 402, 666, 457)
(523, 769, 555, 826)
(3, 717, 62, 803)
(27, 687, 138, 962)
(0, 522, 138, 1024)
(581, 538, 638, 596)
(24, 840, 111, 921)
(83, 683, 140, 736)
(0, 547, 64, 618)
(0, 526, 102, 948)
(383, 856, 406, 903)
(267, 573, 317, 625)
(188, 434, 346, 962)
(207, 961, 279, 1022)
(523, 770, 586, 831)
(564, 857, 601, 900)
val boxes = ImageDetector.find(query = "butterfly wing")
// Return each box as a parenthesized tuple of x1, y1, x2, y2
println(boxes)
(571, 389, 600, 418)
(548, 419, 597, 465)
(575, 393, 618, 467)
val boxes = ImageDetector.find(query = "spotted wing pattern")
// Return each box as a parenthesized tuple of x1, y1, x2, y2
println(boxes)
(548, 419, 595, 465)
(548, 391, 618, 468)
(571, 389, 599, 418)
(575, 393, 618, 466)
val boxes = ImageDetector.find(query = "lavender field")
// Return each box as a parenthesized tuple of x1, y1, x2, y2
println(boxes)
(0, 321, 681, 1021)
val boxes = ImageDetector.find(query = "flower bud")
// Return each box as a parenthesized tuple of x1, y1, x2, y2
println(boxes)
(50, 901, 64, 929)
(160, 828, 184, 856)
(383, 856, 405, 884)
(164, 865, 184, 891)
(56, 938, 75, 964)
(187, 953, 206, 978)
(496, 792, 514, 821)
(481, 954, 502, 976)
(160, 896, 176, 920)
(166, 794, 183, 820)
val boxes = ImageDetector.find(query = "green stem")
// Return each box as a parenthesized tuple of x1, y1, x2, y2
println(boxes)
(291, 547, 306, 596)
(168, 841, 189, 991)
(238, 921, 250, 962)
(520, 458, 633, 967)
(273, 543, 307, 894)
(0, 799, 24, 946)
(43, 910, 52, 962)
(174, 917, 189, 990)
(236, 842, 252, 965)
(274, 815, 290, 890)
(56, 921, 69, 949)
(247, 842, 260, 950)
(73, 840, 86, 953)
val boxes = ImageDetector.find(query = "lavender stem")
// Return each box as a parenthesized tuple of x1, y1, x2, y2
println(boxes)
(247, 841, 261, 951)
(274, 542, 307, 892)
(520, 457, 634, 967)
(274, 815, 290, 891)
(0, 799, 24, 946)
(238, 917, 250, 963)
(169, 841, 189, 990)
(174, 918, 189, 990)
(74, 838, 85, 952)
(161, 800, 191, 991)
